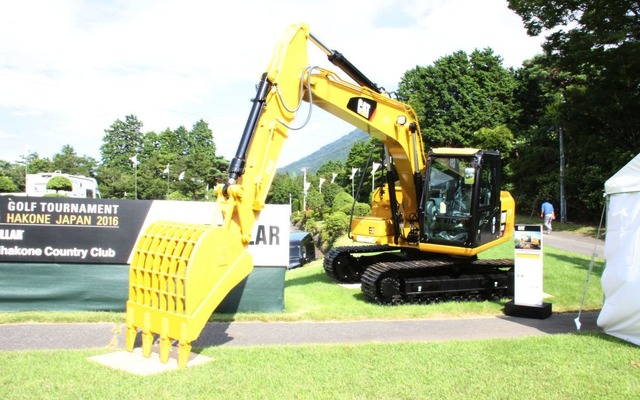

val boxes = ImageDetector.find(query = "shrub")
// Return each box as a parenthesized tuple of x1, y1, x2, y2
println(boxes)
(46, 176, 72, 193)
(332, 191, 354, 213)
(320, 211, 350, 250)
(0, 176, 18, 193)
(166, 191, 190, 201)
(352, 202, 371, 216)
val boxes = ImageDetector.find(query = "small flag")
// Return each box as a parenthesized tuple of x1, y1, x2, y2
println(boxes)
(178, 171, 185, 181)
(129, 155, 138, 166)
(350, 168, 359, 180)
(163, 164, 170, 174)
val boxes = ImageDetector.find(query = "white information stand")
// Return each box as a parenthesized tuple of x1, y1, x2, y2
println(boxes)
(504, 224, 552, 319)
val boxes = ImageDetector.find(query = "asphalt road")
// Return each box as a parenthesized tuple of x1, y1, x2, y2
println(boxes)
(0, 231, 605, 352)
(0, 312, 601, 352)
(542, 231, 605, 258)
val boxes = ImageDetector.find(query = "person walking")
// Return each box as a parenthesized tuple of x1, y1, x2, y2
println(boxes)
(540, 199, 555, 234)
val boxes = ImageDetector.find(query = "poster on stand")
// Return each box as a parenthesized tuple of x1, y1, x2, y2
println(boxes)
(513, 224, 544, 306)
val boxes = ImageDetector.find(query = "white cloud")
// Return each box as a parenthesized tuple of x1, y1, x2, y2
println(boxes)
(0, 0, 543, 166)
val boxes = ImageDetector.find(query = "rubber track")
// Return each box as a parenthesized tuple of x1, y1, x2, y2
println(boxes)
(361, 258, 514, 305)
(323, 245, 392, 282)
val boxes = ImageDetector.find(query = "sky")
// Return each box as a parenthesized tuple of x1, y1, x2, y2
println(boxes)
(0, 0, 545, 169)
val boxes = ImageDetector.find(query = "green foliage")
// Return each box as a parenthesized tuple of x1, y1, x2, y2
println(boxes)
(352, 202, 371, 217)
(508, 1, 640, 221)
(166, 191, 190, 201)
(0, 147, 97, 194)
(316, 160, 345, 182)
(0, 176, 17, 193)
(51, 145, 97, 176)
(305, 189, 324, 210)
(471, 125, 514, 158)
(23, 152, 52, 174)
(42, 193, 69, 198)
(99, 115, 144, 170)
(46, 176, 73, 192)
(320, 182, 345, 208)
(398, 48, 519, 148)
(267, 172, 299, 205)
(96, 117, 227, 200)
(331, 191, 355, 213)
(320, 211, 350, 250)
(98, 115, 144, 198)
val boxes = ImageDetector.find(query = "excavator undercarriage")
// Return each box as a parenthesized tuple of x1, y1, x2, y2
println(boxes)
(324, 246, 514, 305)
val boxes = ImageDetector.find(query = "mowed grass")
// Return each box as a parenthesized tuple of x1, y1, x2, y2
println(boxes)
(1, 334, 638, 400)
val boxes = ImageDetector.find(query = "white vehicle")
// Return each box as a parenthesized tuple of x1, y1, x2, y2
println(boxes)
(25, 171, 101, 198)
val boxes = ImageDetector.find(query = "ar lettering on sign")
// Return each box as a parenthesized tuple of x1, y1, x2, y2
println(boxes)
(250, 225, 280, 246)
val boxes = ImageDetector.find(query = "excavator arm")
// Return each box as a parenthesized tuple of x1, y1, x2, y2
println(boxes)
(125, 23, 426, 367)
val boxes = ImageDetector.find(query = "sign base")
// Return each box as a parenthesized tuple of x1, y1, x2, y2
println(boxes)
(504, 300, 552, 319)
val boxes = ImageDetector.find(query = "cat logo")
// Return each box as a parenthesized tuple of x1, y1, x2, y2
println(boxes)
(347, 97, 377, 121)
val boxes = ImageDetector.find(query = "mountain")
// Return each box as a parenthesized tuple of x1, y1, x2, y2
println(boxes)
(278, 129, 368, 174)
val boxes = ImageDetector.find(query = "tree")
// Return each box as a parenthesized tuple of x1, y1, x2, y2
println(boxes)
(135, 130, 169, 200)
(51, 144, 97, 176)
(508, 0, 640, 220)
(319, 182, 345, 210)
(100, 115, 144, 169)
(317, 160, 345, 184)
(98, 115, 144, 198)
(267, 172, 299, 205)
(182, 120, 228, 199)
(510, 56, 567, 214)
(398, 49, 519, 148)
(470, 125, 516, 192)
(20, 152, 52, 175)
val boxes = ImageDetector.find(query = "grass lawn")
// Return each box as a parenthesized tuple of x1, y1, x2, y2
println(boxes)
(1, 333, 638, 399)
(1, 232, 633, 399)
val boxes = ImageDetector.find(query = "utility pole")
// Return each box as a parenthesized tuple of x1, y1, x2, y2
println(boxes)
(164, 164, 170, 196)
(559, 127, 566, 222)
(301, 168, 307, 212)
(129, 155, 139, 200)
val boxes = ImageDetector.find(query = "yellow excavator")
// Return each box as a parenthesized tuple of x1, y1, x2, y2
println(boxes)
(125, 23, 515, 367)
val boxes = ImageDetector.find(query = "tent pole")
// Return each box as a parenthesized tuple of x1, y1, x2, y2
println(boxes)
(574, 200, 607, 330)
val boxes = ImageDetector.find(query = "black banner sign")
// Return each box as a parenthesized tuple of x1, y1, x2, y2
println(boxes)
(0, 197, 152, 264)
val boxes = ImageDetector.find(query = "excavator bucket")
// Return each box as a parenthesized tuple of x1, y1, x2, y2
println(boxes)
(125, 220, 253, 368)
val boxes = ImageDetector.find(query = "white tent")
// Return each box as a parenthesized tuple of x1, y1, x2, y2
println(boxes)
(597, 153, 640, 345)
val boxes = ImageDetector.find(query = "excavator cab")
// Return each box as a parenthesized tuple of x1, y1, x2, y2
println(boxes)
(421, 148, 507, 248)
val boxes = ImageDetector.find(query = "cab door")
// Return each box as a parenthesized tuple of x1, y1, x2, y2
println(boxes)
(475, 154, 502, 246)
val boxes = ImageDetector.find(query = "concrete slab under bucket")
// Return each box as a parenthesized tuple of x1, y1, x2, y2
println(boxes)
(88, 346, 213, 376)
